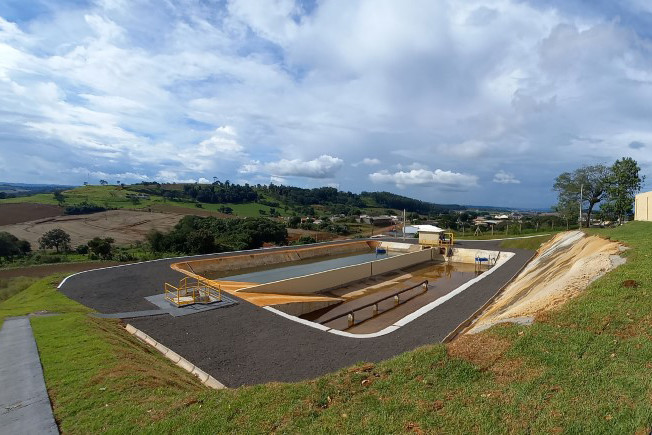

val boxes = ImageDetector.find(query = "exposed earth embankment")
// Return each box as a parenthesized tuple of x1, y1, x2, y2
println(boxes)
(470, 231, 624, 333)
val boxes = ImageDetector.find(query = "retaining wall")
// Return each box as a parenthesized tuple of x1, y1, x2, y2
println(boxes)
(445, 248, 500, 264)
(174, 240, 376, 276)
(248, 248, 435, 295)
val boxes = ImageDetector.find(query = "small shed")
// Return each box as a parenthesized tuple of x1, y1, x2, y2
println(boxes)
(413, 224, 445, 246)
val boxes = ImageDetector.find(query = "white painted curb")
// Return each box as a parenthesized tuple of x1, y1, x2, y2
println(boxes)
(263, 251, 516, 339)
(124, 324, 226, 390)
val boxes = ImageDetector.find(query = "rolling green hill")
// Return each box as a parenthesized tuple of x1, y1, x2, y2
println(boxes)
(0, 182, 467, 218)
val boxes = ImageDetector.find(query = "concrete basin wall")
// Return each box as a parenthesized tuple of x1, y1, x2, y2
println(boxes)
(445, 248, 500, 264)
(246, 248, 435, 295)
(175, 240, 377, 276)
(240, 247, 501, 296)
(370, 248, 434, 275)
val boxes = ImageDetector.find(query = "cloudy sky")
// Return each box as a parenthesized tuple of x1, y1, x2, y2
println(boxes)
(1, 0, 651, 208)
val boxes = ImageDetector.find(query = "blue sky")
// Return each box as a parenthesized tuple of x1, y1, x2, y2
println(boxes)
(1, 0, 651, 208)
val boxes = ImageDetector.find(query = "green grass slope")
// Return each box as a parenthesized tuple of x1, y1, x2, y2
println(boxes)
(0, 222, 651, 432)
(0, 185, 293, 217)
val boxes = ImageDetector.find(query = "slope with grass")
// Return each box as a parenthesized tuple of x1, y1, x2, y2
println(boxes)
(1, 222, 651, 432)
(0, 185, 290, 218)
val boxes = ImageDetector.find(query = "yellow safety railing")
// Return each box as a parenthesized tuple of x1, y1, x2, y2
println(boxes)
(164, 277, 222, 307)
(440, 232, 455, 247)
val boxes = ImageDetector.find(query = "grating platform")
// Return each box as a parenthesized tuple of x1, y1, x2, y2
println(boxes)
(147, 293, 237, 316)
(92, 293, 238, 319)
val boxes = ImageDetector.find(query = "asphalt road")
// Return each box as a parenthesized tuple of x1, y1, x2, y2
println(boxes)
(59, 240, 533, 387)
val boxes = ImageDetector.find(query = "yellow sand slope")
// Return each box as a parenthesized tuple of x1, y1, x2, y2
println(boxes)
(470, 231, 623, 332)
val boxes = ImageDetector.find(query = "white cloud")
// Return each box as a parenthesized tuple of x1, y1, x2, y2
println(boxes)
(369, 168, 478, 190)
(154, 170, 210, 184)
(270, 175, 287, 185)
(353, 157, 381, 167)
(438, 140, 489, 159)
(493, 170, 520, 184)
(197, 126, 244, 156)
(1, 1, 652, 207)
(70, 168, 150, 182)
(240, 155, 343, 178)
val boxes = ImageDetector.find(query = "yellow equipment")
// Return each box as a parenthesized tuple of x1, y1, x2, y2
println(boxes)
(439, 232, 455, 247)
(164, 277, 222, 307)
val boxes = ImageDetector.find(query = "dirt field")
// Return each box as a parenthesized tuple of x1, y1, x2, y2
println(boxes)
(286, 228, 341, 242)
(0, 209, 183, 247)
(0, 203, 63, 225)
(148, 204, 234, 219)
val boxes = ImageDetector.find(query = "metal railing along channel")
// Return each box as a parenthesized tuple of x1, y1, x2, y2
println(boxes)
(319, 279, 429, 329)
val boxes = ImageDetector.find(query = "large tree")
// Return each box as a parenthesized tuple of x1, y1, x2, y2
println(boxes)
(605, 157, 645, 224)
(553, 164, 611, 227)
(87, 237, 115, 259)
(0, 232, 31, 258)
(38, 228, 71, 253)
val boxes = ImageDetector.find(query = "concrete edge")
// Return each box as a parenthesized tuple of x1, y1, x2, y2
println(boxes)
(441, 250, 538, 343)
(124, 323, 226, 390)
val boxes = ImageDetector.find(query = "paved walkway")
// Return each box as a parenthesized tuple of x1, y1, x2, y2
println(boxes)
(0, 317, 58, 434)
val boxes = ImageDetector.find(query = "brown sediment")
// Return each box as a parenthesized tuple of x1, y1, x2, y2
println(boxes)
(469, 231, 623, 332)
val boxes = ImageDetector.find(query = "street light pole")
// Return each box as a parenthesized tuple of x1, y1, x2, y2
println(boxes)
(579, 184, 583, 229)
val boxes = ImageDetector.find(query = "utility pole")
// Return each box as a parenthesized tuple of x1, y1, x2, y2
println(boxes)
(579, 184, 583, 229)
(402, 209, 406, 240)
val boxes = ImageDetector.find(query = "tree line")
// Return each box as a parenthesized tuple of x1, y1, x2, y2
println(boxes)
(554, 157, 644, 226)
(360, 191, 464, 215)
(127, 181, 464, 215)
(0, 229, 119, 265)
(147, 216, 288, 255)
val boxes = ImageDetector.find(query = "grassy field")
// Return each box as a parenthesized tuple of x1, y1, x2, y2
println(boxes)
(0, 185, 158, 210)
(0, 276, 39, 301)
(1, 222, 652, 432)
(160, 200, 289, 218)
(0, 185, 292, 218)
(499, 234, 555, 250)
(454, 228, 564, 240)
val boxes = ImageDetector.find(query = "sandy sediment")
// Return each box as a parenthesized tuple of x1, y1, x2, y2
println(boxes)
(469, 231, 623, 333)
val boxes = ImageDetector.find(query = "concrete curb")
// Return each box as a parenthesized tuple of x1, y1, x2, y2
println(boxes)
(124, 324, 226, 390)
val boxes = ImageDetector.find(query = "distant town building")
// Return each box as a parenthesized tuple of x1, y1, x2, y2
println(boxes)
(635, 191, 652, 221)
(358, 215, 394, 226)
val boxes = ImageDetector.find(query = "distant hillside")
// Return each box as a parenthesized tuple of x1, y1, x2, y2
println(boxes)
(1, 180, 517, 216)
(0, 182, 74, 197)
(128, 181, 464, 215)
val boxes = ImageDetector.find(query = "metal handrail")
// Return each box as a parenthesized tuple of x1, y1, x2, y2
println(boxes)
(320, 280, 429, 327)
(164, 276, 222, 306)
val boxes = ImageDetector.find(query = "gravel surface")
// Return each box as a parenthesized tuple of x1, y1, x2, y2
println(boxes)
(59, 240, 534, 386)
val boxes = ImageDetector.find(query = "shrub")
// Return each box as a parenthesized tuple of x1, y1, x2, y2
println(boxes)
(64, 202, 107, 215)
